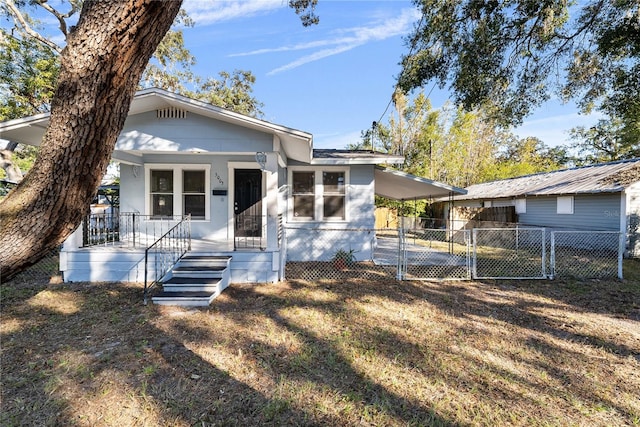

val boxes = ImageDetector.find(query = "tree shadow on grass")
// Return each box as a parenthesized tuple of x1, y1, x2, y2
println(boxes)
(353, 278, 640, 422)
(0, 282, 324, 426)
(3, 274, 638, 425)
(247, 276, 640, 424)
(167, 285, 453, 426)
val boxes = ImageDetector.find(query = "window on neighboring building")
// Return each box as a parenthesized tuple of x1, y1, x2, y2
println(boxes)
(515, 199, 526, 214)
(557, 196, 574, 214)
(290, 169, 348, 221)
(183, 170, 206, 219)
(150, 170, 174, 218)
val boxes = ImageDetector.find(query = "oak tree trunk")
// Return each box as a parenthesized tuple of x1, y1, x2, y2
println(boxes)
(0, 142, 23, 183)
(0, 0, 183, 280)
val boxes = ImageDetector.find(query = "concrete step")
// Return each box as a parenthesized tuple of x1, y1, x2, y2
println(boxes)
(151, 291, 216, 307)
(172, 265, 226, 278)
(162, 276, 223, 292)
(179, 255, 232, 267)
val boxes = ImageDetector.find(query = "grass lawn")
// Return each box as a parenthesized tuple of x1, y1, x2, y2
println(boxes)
(1, 261, 639, 426)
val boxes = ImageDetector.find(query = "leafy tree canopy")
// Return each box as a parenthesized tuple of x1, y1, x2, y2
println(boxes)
(0, 29, 58, 120)
(355, 92, 571, 215)
(398, 0, 640, 161)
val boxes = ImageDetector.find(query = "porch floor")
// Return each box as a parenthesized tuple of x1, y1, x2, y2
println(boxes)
(77, 238, 267, 253)
(190, 238, 268, 253)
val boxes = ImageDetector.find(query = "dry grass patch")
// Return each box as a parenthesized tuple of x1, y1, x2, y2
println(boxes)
(1, 260, 639, 426)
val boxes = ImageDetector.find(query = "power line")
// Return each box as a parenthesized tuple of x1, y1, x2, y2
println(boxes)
(373, 12, 426, 131)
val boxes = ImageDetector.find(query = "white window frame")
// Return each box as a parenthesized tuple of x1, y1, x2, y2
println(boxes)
(288, 166, 349, 222)
(145, 164, 211, 221)
(557, 196, 574, 215)
(514, 198, 527, 214)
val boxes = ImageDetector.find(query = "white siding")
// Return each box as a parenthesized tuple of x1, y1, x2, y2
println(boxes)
(285, 164, 376, 261)
(120, 153, 271, 241)
(116, 111, 273, 153)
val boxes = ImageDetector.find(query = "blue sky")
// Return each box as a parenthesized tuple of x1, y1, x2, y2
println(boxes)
(181, 0, 600, 150)
(11, 0, 600, 150)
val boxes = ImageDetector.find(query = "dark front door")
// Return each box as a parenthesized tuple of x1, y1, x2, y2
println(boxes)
(234, 169, 262, 237)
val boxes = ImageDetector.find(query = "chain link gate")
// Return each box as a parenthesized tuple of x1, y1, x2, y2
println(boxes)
(398, 228, 471, 280)
(472, 228, 547, 279)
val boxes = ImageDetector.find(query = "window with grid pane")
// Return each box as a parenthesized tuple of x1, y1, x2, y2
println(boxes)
(183, 170, 206, 219)
(292, 171, 315, 219)
(150, 170, 173, 217)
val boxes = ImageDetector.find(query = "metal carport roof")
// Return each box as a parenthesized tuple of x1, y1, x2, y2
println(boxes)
(374, 166, 466, 200)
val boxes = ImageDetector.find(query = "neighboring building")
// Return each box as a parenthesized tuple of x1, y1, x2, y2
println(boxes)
(446, 159, 640, 257)
(0, 88, 466, 292)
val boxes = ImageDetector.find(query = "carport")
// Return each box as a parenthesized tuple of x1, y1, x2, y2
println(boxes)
(372, 166, 469, 279)
(374, 166, 467, 201)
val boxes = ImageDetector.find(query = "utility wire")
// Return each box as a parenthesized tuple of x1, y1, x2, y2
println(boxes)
(373, 12, 427, 132)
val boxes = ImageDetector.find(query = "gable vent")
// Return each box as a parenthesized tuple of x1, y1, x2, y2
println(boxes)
(157, 107, 187, 119)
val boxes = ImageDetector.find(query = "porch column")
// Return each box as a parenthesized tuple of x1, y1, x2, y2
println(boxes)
(265, 152, 279, 251)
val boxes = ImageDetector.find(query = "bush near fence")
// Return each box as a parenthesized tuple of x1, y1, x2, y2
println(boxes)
(285, 227, 398, 281)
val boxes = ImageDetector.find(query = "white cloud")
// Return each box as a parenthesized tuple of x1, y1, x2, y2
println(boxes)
(230, 7, 421, 75)
(267, 44, 357, 75)
(183, 0, 284, 25)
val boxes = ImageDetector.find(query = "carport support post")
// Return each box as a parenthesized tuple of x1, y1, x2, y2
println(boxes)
(618, 232, 624, 279)
(448, 192, 454, 254)
(397, 198, 406, 280)
(397, 225, 404, 280)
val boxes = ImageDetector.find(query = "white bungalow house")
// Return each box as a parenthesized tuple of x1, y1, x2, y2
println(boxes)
(0, 88, 465, 305)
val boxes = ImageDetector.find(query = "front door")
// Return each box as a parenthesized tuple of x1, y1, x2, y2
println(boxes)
(234, 169, 262, 237)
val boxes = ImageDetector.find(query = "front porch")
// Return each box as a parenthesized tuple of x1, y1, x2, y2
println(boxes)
(61, 240, 282, 283)
(61, 213, 283, 285)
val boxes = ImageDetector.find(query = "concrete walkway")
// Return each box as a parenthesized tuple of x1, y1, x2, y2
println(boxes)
(373, 235, 468, 266)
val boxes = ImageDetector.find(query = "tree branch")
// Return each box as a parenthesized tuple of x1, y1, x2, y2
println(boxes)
(35, 0, 80, 38)
(4, 0, 62, 53)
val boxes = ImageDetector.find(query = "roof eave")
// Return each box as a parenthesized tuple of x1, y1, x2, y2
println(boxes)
(310, 156, 404, 165)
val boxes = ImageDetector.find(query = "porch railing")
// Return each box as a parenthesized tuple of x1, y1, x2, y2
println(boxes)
(143, 214, 191, 304)
(82, 212, 185, 249)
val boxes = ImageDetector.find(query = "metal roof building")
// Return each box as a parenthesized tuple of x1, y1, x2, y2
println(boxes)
(454, 158, 640, 200)
(445, 159, 640, 258)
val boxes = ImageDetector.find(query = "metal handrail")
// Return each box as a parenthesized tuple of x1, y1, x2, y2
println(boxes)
(82, 212, 185, 248)
(143, 214, 191, 304)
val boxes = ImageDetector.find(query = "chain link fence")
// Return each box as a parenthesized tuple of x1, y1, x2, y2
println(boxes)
(1, 248, 61, 285)
(400, 228, 471, 280)
(551, 231, 623, 279)
(473, 228, 547, 279)
(1, 228, 623, 286)
(284, 227, 623, 282)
